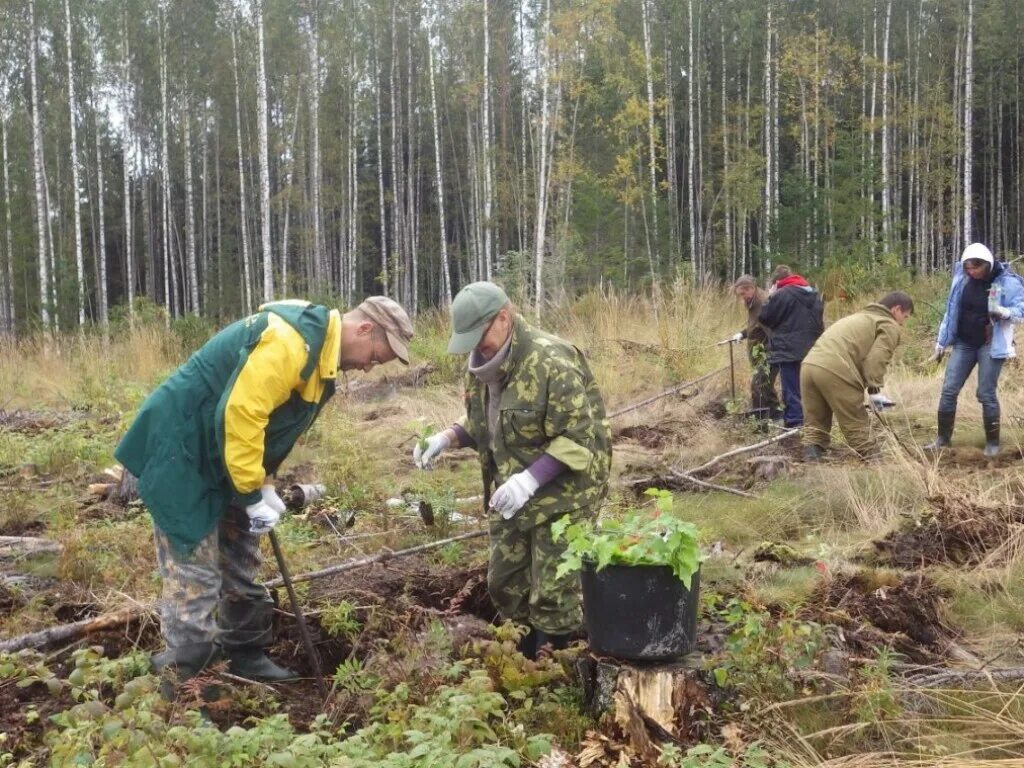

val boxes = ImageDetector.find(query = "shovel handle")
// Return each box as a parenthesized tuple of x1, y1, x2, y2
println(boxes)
(268, 529, 326, 696)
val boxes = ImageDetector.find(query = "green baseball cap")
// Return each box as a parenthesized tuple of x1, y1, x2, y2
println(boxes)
(447, 282, 510, 354)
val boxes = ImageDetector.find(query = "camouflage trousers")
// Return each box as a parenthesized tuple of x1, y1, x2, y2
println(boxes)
(153, 503, 273, 651)
(488, 507, 592, 635)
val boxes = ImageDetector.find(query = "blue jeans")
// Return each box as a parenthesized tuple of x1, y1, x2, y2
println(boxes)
(938, 342, 1004, 421)
(779, 362, 804, 427)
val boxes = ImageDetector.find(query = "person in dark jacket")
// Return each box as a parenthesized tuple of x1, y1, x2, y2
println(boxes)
(757, 265, 825, 427)
(727, 275, 780, 419)
(925, 243, 1024, 457)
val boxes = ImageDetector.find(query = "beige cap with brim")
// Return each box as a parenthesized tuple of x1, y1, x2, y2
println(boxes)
(356, 296, 414, 364)
(447, 282, 510, 354)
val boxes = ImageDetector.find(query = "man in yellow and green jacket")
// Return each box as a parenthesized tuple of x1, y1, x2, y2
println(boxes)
(115, 298, 413, 683)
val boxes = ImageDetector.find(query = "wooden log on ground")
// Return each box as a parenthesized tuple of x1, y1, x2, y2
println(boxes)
(0, 609, 148, 654)
(574, 653, 718, 761)
(0, 535, 62, 559)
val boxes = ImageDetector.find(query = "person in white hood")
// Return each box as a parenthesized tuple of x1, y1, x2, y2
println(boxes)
(926, 243, 1024, 457)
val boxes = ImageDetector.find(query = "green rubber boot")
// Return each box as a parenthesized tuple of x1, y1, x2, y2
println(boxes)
(227, 649, 299, 682)
(219, 598, 299, 682)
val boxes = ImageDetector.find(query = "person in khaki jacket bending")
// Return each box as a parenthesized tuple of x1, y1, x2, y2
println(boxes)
(800, 292, 914, 461)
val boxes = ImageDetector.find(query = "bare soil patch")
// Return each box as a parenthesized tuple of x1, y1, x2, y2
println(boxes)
(874, 491, 1024, 568)
(807, 570, 950, 663)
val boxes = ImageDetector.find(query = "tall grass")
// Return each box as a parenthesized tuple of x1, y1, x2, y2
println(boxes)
(0, 325, 183, 412)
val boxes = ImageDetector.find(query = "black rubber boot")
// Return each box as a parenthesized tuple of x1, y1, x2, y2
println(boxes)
(923, 411, 955, 451)
(534, 630, 572, 657)
(219, 598, 298, 682)
(984, 416, 1000, 458)
(227, 649, 299, 682)
(803, 444, 825, 462)
(517, 626, 539, 660)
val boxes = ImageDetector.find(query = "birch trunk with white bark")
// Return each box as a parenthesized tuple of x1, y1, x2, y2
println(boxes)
(231, 21, 253, 312)
(256, 0, 273, 301)
(29, 0, 50, 328)
(65, 0, 86, 326)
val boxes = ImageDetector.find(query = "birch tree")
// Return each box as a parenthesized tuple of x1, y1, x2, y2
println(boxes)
(533, 0, 552, 317)
(1, 113, 12, 333)
(120, 4, 134, 322)
(28, 0, 50, 327)
(255, 0, 273, 302)
(64, 0, 86, 326)
(963, 0, 973, 245)
(641, 0, 659, 279)
(231, 17, 253, 312)
(426, 12, 451, 305)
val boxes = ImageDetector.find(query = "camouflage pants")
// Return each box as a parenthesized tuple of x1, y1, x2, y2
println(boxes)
(153, 503, 273, 651)
(488, 508, 590, 635)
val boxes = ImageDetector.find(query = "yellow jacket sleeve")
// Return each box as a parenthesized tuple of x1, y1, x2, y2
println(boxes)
(223, 316, 307, 498)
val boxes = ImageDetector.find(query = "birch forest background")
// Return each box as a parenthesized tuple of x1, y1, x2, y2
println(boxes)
(0, 0, 1020, 332)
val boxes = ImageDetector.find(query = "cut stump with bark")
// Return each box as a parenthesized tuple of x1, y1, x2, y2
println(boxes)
(574, 653, 719, 761)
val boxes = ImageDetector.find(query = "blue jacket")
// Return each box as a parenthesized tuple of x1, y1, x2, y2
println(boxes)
(937, 261, 1024, 359)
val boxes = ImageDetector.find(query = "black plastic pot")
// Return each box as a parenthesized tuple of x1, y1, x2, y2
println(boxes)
(581, 561, 700, 661)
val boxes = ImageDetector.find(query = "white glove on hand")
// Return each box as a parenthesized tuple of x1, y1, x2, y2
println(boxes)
(413, 432, 451, 469)
(928, 344, 946, 363)
(869, 393, 895, 412)
(490, 470, 541, 520)
(261, 484, 287, 514)
(246, 499, 280, 533)
(992, 305, 1012, 320)
(730, 332, 744, 343)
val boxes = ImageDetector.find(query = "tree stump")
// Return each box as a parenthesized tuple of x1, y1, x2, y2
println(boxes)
(574, 652, 719, 762)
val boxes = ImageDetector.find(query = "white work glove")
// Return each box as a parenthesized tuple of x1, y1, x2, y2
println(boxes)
(729, 332, 744, 343)
(413, 432, 451, 469)
(928, 344, 947, 363)
(490, 470, 541, 520)
(992, 305, 1012, 320)
(261, 484, 287, 514)
(869, 393, 895, 412)
(246, 501, 280, 533)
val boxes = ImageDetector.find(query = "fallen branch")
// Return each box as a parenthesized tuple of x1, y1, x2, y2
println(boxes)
(0, 535, 62, 559)
(0, 609, 147, 654)
(667, 471, 758, 499)
(687, 428, 801, 476)
(608, 366, 728, 419)
(266, 529, 487, 588)
(908, 667, 1024, 689)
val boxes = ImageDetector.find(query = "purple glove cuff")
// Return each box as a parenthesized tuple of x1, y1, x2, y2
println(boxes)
(451, 423, 475, 449)
(525, 453, 568, 487)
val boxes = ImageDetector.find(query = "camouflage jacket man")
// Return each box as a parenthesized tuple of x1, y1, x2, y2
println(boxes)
(459, 315, 611, 531)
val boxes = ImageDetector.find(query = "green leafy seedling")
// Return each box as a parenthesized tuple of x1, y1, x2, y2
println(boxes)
(417, 424, 436, 453)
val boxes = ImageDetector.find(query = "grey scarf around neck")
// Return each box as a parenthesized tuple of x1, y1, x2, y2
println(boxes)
(468, 328, 515, 448)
